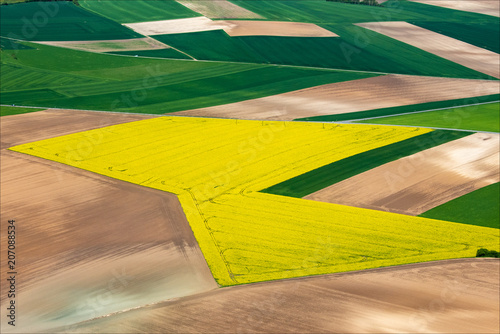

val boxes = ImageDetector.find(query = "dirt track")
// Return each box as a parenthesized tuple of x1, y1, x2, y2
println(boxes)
(62, 259, 500, 333)
(357, 22, 500, 79)
(0, 108, 157, 149)
(0, 110, 217, 332)
(305, 133, 500, 215)
(410, 0, 500, 17)
(171, 75, 500, 120)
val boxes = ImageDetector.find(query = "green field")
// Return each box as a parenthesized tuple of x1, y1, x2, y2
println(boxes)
(261, 130, 472, 198)
(297, 94, 500, 122)
(0, 2, 141, 41)
(80, 0, 200, 23)
(411, 21, 500, 54)
(355, 102, 500, 132)
(106, 48, 191, 60)
(0, 105, 43, 116)
(154, 27, 492, 79)
(420, 183, 500, 229)
(0, 40, 378, 113)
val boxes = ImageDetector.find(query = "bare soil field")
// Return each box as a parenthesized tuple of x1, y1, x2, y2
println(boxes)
(0, 108, 157, 149)
(176, 0, 263, 19)
(0, 150, 217, 332)
(410, 0, 500, 17)
(123, 16, 228, 36)
(357, 22, 500, 79)
(222, 20, 338, 37)
(305, 133, 500, 215)
(171, 75, 500, 120)
(63, 259, 499, 333)
(35, 37, 170, 53)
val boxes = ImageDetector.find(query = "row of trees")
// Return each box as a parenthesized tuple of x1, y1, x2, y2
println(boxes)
(1, 0, 79, 6)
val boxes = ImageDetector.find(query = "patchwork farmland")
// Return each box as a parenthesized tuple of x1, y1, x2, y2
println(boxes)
(1, 0, 498, 333)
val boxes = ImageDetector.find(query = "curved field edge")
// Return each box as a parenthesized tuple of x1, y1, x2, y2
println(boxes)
(261, 130, 472, 198)
(296, 93, 500, 122)
(8, 118, 498, 286)
(420, 182, 500, 229)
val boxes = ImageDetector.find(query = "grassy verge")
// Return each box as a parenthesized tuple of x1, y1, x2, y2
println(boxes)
(261, 130, 472, 198)
(420, 183, 500, 229)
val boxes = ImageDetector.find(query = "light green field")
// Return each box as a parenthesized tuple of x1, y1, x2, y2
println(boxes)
(1, 40, 378, 113)
(0, 105, 43, 116)
(80, 0, 200, 23)
(355, 102, 500, 132)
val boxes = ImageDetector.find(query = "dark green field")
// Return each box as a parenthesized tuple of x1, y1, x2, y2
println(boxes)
(0, 40, 377, 113)
(297, 94, 500, 122)
(261, 130, 472, 198)
(0, 2, 141, 41)
(355, 102, 500, 132)
(153, 28, 491, 79)
(420, 183, 500, 229)
(80, 0, 200, 23)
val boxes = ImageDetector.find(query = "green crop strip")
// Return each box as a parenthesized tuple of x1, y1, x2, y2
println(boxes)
(260, 130, 473, 198)
(420, 183, 500, 229)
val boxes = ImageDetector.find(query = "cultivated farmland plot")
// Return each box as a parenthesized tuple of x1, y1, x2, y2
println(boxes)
(0, 0, 499, 332)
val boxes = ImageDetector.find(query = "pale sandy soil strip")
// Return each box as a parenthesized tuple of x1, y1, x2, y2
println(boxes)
(123, 17, 336, 37)
(123, 16, 229, 35)
(223, 20, 338, 37)
(305, 133, 500, 216)
(411, 0, 500, 17)
(357, 22, 500, 79)
(34, 37, 170, 52)
(63, 259, 499, 333)
(176, 0, 263, 19)
(0, 108, 158, 149)
(171, 75, 500, 120)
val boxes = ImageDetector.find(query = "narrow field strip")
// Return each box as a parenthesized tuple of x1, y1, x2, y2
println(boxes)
(9, 117, 499, 286)
(305, 133, 499, 216)
(261, 130, 471, 198)
(357, 22, 500, 78)
(176, 0, 263, 19)
(172, 75, 500, 120)
(410, 0, 500, 17)
(34, 37, 170, 53)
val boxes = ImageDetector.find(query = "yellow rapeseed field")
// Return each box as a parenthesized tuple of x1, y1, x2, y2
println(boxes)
(11, 117, 499, 286)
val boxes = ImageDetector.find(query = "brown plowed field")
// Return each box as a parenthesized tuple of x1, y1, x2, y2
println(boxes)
(35, 37, 169, 53)
(0, 108, 157, 149)
(357, 22, 500, 79)
(222, 20, 338, 37)
(410, 0, 500, 17)
(305, 133, 500, 215)
(176, 0, 263, 19)
(171, 75, 500, 120)
(63, 259, 500, 333)
(0, 110, 217, 332)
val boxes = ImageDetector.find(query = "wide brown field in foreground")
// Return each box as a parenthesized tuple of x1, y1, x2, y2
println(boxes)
(0, 110, 217, 332)
(410, 0, 500, 17)
(305, 133, 500, 215)
(63, 259, 499, 333)
(171, 75, 500, 120)
(357, 22, 500, 79)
